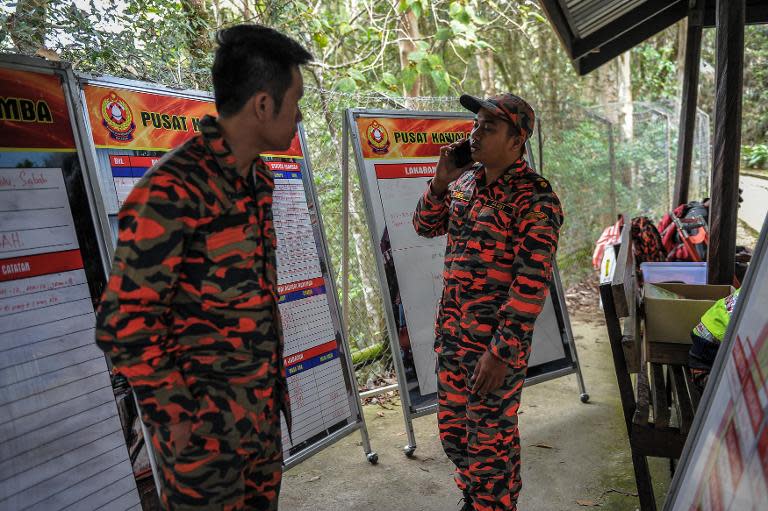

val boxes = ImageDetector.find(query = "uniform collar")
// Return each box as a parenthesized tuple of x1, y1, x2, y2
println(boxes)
(501, 158, 531, 184)
(473, 158, 530, 187)
(200, 114, 272, 185)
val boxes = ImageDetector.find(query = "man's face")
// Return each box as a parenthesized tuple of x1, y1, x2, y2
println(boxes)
(470, 108, 522, 166)
(264, 67, 304, 152)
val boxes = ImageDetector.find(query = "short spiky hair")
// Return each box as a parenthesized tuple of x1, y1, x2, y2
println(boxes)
(212, 24, 312, 117)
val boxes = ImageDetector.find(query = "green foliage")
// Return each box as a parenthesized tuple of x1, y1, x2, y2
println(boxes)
(742, 144, 768, 169)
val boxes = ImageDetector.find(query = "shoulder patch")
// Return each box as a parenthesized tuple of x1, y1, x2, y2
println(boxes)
(524, 211, 548, 222)
(451, 189, 470, 202)
(536, 178, 551, 191)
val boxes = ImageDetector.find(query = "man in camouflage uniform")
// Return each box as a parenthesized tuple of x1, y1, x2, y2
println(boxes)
(95, 25, 312, 510)
(413, 94, 563, 511)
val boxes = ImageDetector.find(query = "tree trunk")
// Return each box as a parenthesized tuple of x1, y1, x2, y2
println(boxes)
(617, 52, 634, 143)
(476, 48, 496, 97)
(617, 52, 634, 187)
(7, 0, 49, 54)
(181, 0, 213, 78)
(397, 9, 422, 99)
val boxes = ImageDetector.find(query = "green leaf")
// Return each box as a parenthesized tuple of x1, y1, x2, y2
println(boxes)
(401, 66, 419, 91)
(408, 49, 427, 63)
(475, 40, 495, 50)
(435, 27, 453, 41)
(431, 70, 451, 95)
(313, 32, 329, 49)
(410, 1, 422, 18)
(334, 77, 357, 92)
(382, 71, 398, 86)
(427, 54, 442, 67)
(349, 69, 366, 82)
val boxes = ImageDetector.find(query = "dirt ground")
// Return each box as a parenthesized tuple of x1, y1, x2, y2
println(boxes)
(279, 305, 673, 511)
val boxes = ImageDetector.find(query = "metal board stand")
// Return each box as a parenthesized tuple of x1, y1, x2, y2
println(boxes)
(341, 107, 588, 456)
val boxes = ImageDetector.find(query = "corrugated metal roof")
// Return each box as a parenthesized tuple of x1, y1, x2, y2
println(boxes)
(540, 0, 768, 75)
(566, 0, 649, 38)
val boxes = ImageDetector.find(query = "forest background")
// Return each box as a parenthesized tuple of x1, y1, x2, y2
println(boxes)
(2, 0, 766, 380)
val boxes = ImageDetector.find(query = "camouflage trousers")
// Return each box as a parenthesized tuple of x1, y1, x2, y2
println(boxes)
(148, 384, 283, 511)
(437, 353, 527, 511)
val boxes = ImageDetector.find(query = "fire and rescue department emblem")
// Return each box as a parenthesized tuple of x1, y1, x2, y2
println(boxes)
(366, 121, 390, 154)
(100, 92, 135, 142)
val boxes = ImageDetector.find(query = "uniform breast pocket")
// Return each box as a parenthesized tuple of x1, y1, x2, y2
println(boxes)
(473, 205, 516, 259)
(449, 199, 470, 233)
(198, 213, 263, 303)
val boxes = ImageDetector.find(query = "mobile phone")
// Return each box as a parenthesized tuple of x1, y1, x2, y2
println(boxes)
(452, 139, 473, 167)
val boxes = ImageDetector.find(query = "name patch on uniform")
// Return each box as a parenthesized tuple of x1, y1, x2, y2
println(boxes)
(484, 199, 514, 215)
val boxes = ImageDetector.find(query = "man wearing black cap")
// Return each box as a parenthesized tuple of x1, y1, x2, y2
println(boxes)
(413, 94, 563, 511)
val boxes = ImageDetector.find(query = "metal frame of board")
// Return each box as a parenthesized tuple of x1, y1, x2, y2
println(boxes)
(342, 107, 588, 456)
(0, 54, 142, 509)
(69, 72, 376, 482)
(663, 214, 768, 510)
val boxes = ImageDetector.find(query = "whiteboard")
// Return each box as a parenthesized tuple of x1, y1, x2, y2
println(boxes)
(0, 57, 140, 510)
(75, 74, 370, 472)
(665, 214, 768, 510)
(348, 109, 578, 413)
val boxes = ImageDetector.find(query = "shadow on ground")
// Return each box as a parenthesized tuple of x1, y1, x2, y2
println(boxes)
(279, 307, 672, 511)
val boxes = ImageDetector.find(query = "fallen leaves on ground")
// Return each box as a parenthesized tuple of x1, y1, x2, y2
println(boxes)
(576, 499, 599, 507)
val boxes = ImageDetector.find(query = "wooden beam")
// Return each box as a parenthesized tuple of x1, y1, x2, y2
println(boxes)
(574, 2, 688, 76)
(673, 5, 704, 207)
(703, 0, 768, 26)
(611, 219, 633, 319)
(572, 0, 684, 60)
(599, 283, 637, 435)
(708, 0, 745, 285)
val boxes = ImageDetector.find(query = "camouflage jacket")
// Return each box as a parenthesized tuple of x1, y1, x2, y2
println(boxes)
(95, 115, 288, 429)
(413, 158, 563, 367)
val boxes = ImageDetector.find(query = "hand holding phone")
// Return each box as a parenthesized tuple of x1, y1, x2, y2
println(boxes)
(432, 139, 474, 196)
(452, 138, 473, 168)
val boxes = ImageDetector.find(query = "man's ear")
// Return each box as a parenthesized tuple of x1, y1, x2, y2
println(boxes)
(508, 134, 524, 154)
(250, 91, 273, 120)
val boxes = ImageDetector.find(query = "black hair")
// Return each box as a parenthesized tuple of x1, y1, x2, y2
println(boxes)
(212, 24, 312, 117)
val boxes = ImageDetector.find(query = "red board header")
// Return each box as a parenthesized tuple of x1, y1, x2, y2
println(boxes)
(355, 116, 473, 160)
(83, 83, 304, 157)
(0, 68, 75, 151)
(375, 163, 437, 179)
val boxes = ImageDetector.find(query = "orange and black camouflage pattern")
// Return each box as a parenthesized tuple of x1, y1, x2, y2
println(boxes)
(96, 115, 287, 510)
(413, 158, 562, 511)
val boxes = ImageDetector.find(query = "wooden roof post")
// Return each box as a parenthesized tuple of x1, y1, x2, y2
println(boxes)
(708, 0, 745, 285)
(673, 0, 704, 208)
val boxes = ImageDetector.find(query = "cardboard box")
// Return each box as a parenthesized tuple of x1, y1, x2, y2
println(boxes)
(644, 283, 735, 344)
